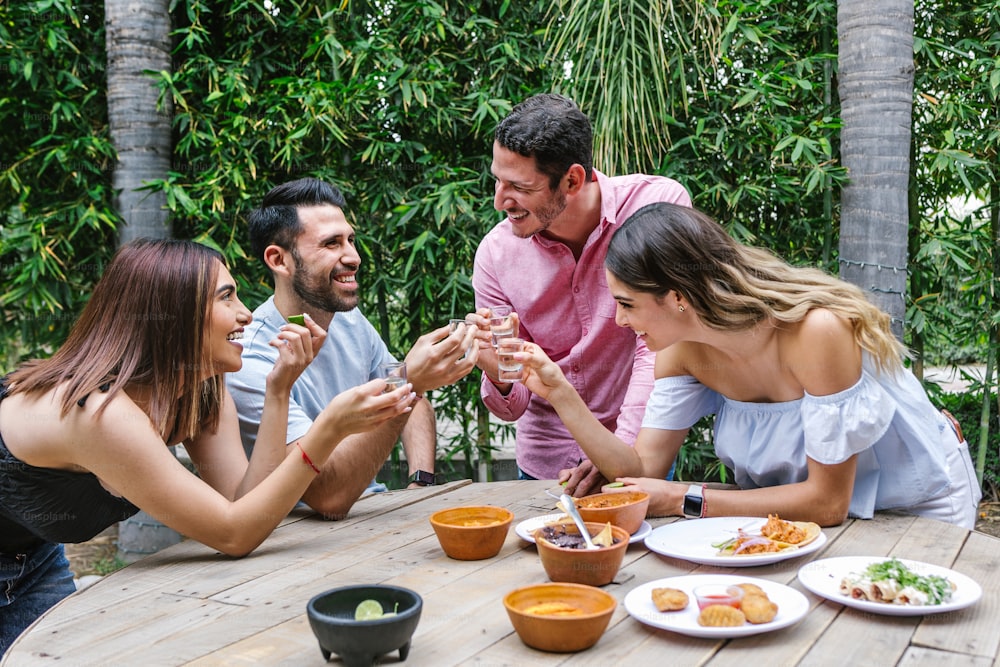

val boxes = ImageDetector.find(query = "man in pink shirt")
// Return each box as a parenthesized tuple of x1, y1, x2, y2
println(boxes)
(472, 94, 691, 493)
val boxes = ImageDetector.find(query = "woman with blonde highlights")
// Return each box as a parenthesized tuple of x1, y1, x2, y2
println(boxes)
(517, 202, 980, 528)
(0, 239, 415, 653)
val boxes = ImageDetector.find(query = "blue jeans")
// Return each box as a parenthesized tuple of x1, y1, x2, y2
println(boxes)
(1, 542, 76, 656)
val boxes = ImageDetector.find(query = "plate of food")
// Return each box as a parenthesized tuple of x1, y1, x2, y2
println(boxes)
(515, 513, 652, 545)
(644, 515, 826, 566)
(624, 574, 809, 638)
(797, 556, 982, 616)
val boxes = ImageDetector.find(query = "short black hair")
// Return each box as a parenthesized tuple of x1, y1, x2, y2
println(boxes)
(246, 178, 348, 263)
(494, 93, 593, 189)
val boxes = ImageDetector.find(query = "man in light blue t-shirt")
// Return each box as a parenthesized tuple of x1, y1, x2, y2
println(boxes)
(227, 178, 478, 519)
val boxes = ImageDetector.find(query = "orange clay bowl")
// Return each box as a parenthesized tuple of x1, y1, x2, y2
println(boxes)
(503, 582, 617, 653)
(574, 490, 650, 535)
(534, 521, 630, 587)
(429, 505, 513, 560)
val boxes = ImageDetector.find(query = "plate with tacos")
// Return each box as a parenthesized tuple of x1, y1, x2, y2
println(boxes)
(644, 515, 826, 567)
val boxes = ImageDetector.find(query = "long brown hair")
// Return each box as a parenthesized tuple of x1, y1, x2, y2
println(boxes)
(6, 239, 226, 441)
(606, 203, 907, 373)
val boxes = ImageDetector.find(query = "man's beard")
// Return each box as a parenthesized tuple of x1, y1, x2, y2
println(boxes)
(516, 189, 567, 238)
(291, 253, 358, 314)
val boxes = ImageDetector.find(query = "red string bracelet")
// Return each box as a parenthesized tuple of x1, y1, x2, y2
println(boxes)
(296, 442, 321, 474)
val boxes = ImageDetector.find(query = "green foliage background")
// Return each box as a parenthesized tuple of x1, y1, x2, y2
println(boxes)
(1, 0, 996, 489)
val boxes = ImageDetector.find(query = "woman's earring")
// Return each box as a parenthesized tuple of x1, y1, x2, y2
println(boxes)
(678, 305, 685, 312)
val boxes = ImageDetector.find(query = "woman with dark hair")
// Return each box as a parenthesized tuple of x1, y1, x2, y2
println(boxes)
(0, 239, 414, 653)
(516, 202, 980, 528)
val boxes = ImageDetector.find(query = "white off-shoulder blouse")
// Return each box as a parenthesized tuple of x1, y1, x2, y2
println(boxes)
(641, 354, 980, 525)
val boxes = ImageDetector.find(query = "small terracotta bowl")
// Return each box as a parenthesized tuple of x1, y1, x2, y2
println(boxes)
(534, 521, 630, 586)
(503, 582, 617, 652)
(574, 490, 650, 535)
(429, 505, 513, 560)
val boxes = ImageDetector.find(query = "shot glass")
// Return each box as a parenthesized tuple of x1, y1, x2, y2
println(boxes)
(376, 361, 408, 393)
(488, 304, 514, 348)
(496, 337, 525, 383)
(449, 318, 476, 359)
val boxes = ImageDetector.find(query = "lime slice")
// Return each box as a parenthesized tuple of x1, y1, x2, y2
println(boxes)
(287, 314, 306, 326)
(354, 599, 384, 620)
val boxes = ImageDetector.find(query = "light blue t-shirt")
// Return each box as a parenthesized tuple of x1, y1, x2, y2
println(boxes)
(641, 354, 980, 525)
(226, 296, 396, 494)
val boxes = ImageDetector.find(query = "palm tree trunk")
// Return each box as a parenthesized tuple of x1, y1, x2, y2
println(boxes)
(106, 0, 173, 242)
(106, 0, 177, 559)
(836, 0, 914, 341)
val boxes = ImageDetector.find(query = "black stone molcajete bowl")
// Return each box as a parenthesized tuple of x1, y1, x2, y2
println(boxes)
(306, 584, 423, 666)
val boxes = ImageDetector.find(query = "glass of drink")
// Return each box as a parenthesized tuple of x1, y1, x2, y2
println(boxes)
(376, 361, 407, 393)
(449, 318, 475, 359)
(488, 304, 514, 348)
(496, 337, 525, 383)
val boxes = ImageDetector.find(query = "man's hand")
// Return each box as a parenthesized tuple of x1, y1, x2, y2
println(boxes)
(466, 307, 520, 383)
(557, 460, 608, 497)
(404, 323, 479, 394)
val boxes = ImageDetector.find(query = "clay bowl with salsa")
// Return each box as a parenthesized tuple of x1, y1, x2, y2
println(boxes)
(574, 490, 650, 535)
(534, 521, 630, 586)
(503, 582, 617, 652)
(429, 505, 513, 560)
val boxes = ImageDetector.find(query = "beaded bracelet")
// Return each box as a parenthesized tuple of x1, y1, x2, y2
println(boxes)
(296, 442, 321, 474)
(700, 483, 708, 518)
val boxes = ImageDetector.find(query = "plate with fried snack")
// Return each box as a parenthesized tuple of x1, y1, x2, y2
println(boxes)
(515, 513, 652, 544)
(624, 574, 809, 638)
(644, 516, 826, 566)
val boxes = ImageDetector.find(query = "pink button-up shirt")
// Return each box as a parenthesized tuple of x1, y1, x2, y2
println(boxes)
(472, 171, 691, 479)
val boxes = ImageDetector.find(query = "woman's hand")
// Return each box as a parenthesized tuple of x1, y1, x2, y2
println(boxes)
(319, 379, 416, 441)
(515, 342, 571, 400)
(612, 477, 688, 517)
(266, 313, 326, 393)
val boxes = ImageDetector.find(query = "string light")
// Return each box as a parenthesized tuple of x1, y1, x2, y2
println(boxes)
(837, 258, 908, 326)
(837, 258, 909, 274)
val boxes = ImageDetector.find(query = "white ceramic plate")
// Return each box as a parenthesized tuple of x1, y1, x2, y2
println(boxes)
(515, 513, 652, 545)
(797, 556, 982, 616)
(643, 517, 827, 567)
(624, 574, 809, 638)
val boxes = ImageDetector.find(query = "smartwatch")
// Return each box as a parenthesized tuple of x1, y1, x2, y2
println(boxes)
(408, 470, 436, 487)
(682, 484, 705, 518)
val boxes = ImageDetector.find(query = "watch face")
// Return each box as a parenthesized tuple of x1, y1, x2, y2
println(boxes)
(683, 494, 704, 518)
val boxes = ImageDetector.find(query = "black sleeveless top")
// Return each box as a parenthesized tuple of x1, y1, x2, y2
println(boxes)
(0, 382, 139, 553)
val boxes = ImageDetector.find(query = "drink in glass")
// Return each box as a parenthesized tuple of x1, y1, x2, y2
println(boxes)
(497, 337, 525, 383)
(377, 361, 407, 393)
(488, 305, 514, 348)
(449, 318, 475, 359)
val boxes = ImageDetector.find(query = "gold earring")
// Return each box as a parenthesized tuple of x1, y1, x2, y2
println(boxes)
(678, 305, 685, 312)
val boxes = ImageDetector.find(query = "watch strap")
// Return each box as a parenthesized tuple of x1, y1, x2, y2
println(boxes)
(408, 470, 436, 486)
